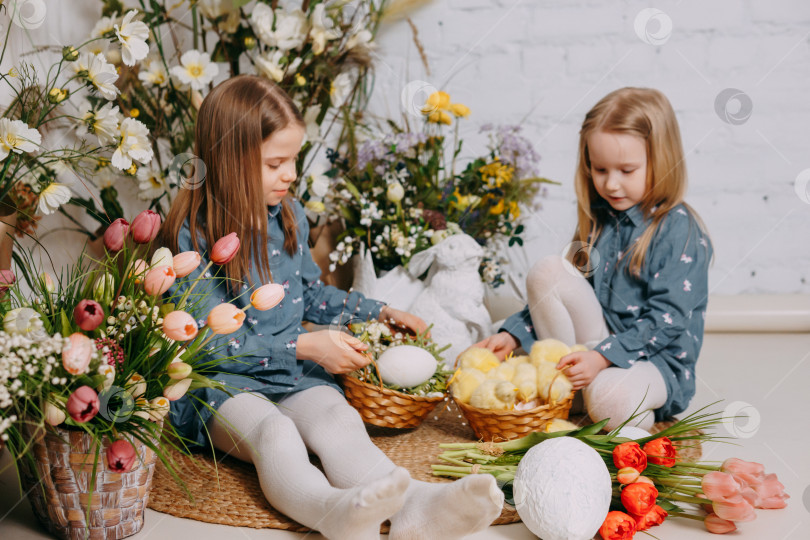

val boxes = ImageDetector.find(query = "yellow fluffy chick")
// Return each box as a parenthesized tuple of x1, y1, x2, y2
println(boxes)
(487, 362, 517, 382)
(457, 347, 500, 373)
(512, 363, 538, 402)
(570, 344, 588, 352)
(529, 338, 572, 366)
(505, 354, 530, 367)
(469, 380, 519, 410)
(535, 362, 574, 403)
(450, 368, 486, 404)
(546, 418, 580, 432)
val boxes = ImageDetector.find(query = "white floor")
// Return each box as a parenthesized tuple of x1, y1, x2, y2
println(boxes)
(1, 332, 808, 539)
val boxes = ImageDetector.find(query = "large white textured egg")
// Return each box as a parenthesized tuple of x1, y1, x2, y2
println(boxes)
(376, 345, 437, 388)
(616, 425, 652, 440)
(513, 437, 612, 540)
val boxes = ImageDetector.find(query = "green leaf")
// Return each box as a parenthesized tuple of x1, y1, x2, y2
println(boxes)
(60, 309, 72, 337)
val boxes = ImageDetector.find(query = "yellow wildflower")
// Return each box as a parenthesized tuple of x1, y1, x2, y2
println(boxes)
(8, 67, 19, 78)
(427, 110, 452, 125)
(489, 198, 505, 215)
(130, 108, 140, 118)
(449, 189, 470, 210)
(450, 103, 470, 117)
(479, 159, 514, 189)
(295, 73, 306, 87)
(126, 163, 138, 176)
(509, 201, 520, 218)
(422, 91, 451, 114)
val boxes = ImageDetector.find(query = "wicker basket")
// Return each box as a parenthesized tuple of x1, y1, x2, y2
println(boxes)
(338, 373, 445, 429)
(19, 421, 160, 540)
(454, 391, 575, 441)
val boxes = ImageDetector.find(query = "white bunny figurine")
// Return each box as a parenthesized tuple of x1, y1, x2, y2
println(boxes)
(407, 233, 493, 368)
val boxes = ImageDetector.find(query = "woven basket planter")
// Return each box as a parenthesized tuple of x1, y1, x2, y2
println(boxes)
(454, 392, 575, 441)
(19, 421, 160, 540)
(338, 373, 445, 429)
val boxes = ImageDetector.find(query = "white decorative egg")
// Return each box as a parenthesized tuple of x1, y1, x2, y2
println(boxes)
(616, 425, 652, 440)
(376, 345, 437, 388)
(513, 437, 612, 540)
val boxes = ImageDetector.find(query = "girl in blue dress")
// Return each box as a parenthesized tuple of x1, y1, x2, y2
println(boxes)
(476, 87, 713, 432)
(158, 75, 503, 540)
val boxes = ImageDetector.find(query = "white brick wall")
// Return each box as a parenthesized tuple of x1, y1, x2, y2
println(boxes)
(5, 0, 810, 295)
(369, 0, 810, 294)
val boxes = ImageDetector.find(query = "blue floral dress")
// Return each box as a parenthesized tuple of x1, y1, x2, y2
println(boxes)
(165, 200, 385, 447)
(501, 202, 713, 420)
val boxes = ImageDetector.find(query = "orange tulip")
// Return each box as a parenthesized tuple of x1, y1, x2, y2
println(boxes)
(207, 303, 245, 334)
(250, 283, 284, 311)
(598, 511, 636, 540)
(163, 310, 198, 341)
(633, 504, 667, 532)
(144, 265, 176, 295)
(173, 251, 201, 278)
(620, 482, 658, 516)
(613, 441, 647, 473)
(642, 437, 677, 467)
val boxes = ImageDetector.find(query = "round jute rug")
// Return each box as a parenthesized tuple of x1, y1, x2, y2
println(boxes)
(147, 402, 701, 533)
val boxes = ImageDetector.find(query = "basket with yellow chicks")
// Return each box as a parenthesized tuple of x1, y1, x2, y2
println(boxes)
(451, 339, 585, 441)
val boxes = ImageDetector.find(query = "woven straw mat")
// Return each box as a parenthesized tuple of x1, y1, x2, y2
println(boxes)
(147, 402, 701, 532)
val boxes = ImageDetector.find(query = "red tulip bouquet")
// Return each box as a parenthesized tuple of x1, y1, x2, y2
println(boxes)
(433, 405, 789, 537)
(0, 209, 284, 490)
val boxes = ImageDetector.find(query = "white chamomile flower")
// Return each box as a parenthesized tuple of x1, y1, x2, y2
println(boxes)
(254, 50, 286, 83)
(115, 10, 150, 67)
(306, 162, 331, 198)
(112, 118, 153, 170)
(93, 166, 119, 189)
(37, 183, 72, 215)
(73, 52, 120, 100)
(91, 11, 119, 39)
(77, 100, 121, 146)
(170, 50, 219, 91)
(302, 104, 322, 145)
(309, 4, 340, 55)
(250, 4, 308, 50)
(0, 118, 41, 161)
(136, 163, 167, 200)
(138, 56, 168, 87)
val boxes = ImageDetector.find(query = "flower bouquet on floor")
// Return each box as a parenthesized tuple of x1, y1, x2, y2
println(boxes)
(306, 90, 557, 288)
(337, 317, 453, 429)
(432, 404, 789, 539)
(0, 209, 283, 540)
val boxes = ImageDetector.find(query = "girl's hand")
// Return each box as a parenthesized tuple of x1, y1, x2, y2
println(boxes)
(471, 332, 519, 361)
(379, 305, 430, 337)
(556, 350, 611, 390)
(296, 330, 372, 375)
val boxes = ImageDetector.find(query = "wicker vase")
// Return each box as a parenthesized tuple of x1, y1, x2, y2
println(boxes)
(19, 422, 160, 540)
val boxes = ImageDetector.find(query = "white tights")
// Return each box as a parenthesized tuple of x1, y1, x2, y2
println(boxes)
(525, 255, 668, 431)
(207, 386, 504, 539)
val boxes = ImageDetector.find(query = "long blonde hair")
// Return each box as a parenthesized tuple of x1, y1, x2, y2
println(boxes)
(159, 75, 305, 295)
(569, 87, 708, 278)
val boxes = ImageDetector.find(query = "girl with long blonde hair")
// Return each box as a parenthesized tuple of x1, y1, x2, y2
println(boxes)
(476, 87, 713, 431)
(159, 75, 503, 539)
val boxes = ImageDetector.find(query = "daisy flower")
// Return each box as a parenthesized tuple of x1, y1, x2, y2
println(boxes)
(136, 163, 167, 200)
(138, 56, 168, 87)
(37, 183, 72, 215)
(115, 10, 150, 67)
(73, 52, 120, 100)
(112, 118, 153, 170)
(170, 50, 219, 91)
(91, 11, 119, 39)
(77, 101, 121, 146)
(0, 119, 41, 160)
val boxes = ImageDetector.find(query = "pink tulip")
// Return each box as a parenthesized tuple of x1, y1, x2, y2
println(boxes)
(128, 259, 148, 284)
(103, 218, 129, 252)
(754, 473, 789, 509)
(66, 385, 100, 423)
(211, 233, 239, 265)
(173, 251, 201, 278)
(62, 333, 94, 375)
(0, 269, 15, 293)
(106, 439, 136, 472)
(163, 377, 192, 401)
(702, 472, 744, 503)
(712, 498, 756, 523)
(163, 311, 198, 341)
(250, 283, 284, 311)
(144, 265, 176, 295)
(130, 209, 161, 244)
(704, 513, 737, 534)
(73, 299, 104, 331)
(617, 467, 641, 485)
(721, 458, 765, 488)
(207, 303, 245, 334)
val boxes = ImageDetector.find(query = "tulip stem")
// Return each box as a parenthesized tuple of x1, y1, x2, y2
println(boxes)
(668, 511, 705, 522)
(177, 261, 214, 310)
(662, 492, 711, 505)
(676, 462, 720, 471)
(654, 477, 703, 488)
